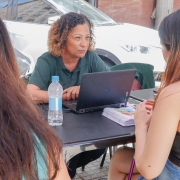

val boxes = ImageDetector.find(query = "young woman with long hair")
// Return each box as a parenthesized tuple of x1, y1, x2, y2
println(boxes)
(0, 18, 70, 180)
(108, 9, 180, 180)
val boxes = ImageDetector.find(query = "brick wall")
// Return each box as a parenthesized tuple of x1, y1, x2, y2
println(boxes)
(97, 0, 180, 29)
(173, 0, 180, 11)
(98, 0, 156, 28)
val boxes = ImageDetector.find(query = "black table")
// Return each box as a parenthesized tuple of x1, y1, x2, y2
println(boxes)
(43, 88, 156, 162)
(41, 104, 135, 162)
(130, 88, 157, 102)
(53, 110, 135, 162)
(54, 110, 135, 147)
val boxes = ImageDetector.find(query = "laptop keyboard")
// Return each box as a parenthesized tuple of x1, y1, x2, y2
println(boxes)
(68, 103, 77, 108)
(63, 101, 77, 110)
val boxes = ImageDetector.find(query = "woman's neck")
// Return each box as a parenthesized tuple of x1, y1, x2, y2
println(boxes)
(62, 56, 80, 72)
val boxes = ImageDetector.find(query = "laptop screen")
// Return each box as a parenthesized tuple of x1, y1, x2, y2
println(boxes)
(74, 69, 136, 113)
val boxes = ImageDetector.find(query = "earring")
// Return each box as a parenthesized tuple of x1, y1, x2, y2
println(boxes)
(63, 48, 66, 53)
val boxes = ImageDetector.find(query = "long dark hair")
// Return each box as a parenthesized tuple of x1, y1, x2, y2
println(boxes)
(0, 19, 62, 179)
(154, 9, 180, 107)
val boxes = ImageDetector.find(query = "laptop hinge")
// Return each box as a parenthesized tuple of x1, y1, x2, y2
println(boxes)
(120, 103, 126, 107)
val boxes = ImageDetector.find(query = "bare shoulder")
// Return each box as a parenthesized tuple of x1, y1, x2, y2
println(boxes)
(158, 81, 180, 102)
(155, 82, 180, 121)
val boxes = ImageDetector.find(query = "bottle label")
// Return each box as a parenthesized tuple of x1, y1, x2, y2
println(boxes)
(49, 97, 62, 110)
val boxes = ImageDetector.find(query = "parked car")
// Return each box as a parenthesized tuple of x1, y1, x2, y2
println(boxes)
(1, 0, 165, 78)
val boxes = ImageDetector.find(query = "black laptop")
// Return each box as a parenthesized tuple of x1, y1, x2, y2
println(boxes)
(63, 69, 136, 113)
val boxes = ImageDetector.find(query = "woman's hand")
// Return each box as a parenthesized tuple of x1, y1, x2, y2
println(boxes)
(63, 86, 80, 100)
(134, 100, 154, 129)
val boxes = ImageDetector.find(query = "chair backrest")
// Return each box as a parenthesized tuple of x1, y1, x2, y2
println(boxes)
(110, 62, 155, 90)
(131, 78, 142, 91)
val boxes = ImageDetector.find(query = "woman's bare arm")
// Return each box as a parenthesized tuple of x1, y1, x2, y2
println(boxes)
(135, 83, 180, 179)
(27, 83, 80, 102)
(27, 84, 48, 103)
(48, 153, 70, 180)
(53, 154, 71, 180)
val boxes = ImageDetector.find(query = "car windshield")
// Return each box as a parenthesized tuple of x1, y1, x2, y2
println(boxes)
(49, 0, 117, 26)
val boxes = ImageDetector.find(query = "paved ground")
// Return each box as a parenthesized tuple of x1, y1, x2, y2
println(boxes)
(75, 151, 110, 180)
(74, 144, 133, 180)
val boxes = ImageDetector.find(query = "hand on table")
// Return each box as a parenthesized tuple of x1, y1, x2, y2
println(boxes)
(134, 99, 154, 128)
(63, 86, 80, 101)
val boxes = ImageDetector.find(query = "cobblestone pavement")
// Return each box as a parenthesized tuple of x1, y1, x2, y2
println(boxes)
(74, 144, 133, 180)
(75, 152, 110, 180)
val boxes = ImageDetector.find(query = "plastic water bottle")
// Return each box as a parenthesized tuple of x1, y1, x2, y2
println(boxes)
(48, 76, 63, 126)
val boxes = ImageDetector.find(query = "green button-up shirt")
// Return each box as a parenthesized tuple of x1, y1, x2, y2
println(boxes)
(28, 51, 110, 90)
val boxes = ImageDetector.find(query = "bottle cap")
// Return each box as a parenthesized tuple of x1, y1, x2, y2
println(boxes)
(52, 76, 59, 82)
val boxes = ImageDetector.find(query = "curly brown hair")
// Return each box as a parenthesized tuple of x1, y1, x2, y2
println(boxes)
(48, 12, 95, 57)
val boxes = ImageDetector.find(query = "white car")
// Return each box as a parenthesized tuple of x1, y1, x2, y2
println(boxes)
(1, 0, 165, 77)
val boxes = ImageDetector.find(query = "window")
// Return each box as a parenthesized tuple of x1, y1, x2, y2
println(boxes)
(0, 0, 62, 24)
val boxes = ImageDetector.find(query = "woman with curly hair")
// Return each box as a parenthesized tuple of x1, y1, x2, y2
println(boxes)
(27, 12, 109, 102)
(0, 18, 70, 179)
(27, 12, 108, 179)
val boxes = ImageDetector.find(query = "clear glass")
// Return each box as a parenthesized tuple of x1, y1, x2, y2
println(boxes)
(48, 81, 63, 126)
(6, 0, 18, 20)
(1, 0, 117, 26)
(48, 110, 63, 126)
(1, 0, 62, 24)
(51, 0, 117, 26)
